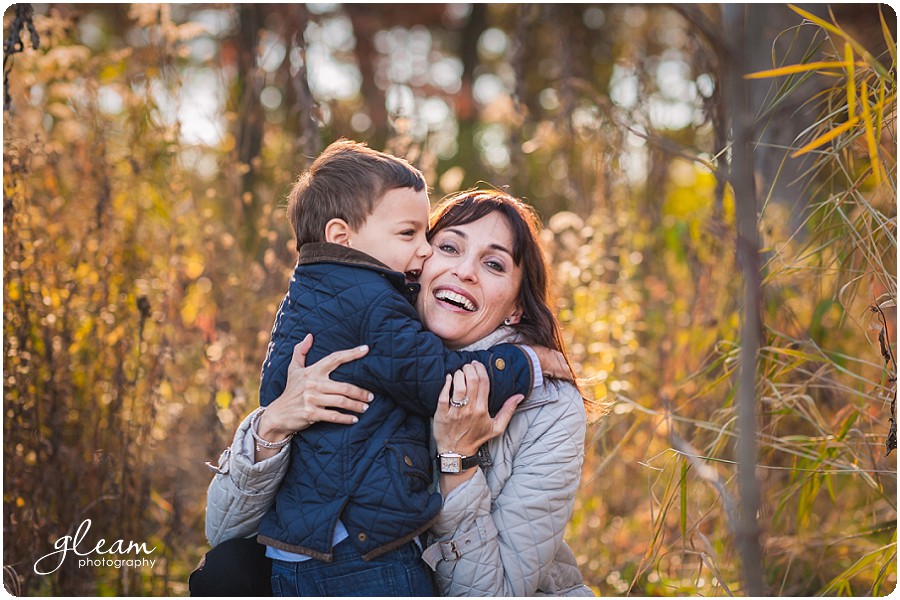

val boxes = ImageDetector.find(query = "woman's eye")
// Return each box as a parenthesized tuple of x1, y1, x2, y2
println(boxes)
(438, 243, 457, 254)
(485, 260, 505, 272)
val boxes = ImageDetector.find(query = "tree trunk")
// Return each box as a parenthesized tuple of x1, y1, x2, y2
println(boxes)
(722, 4, 765, 596)
(232, 4, 265, 252)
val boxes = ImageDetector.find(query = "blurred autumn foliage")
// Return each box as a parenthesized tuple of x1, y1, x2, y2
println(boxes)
(3, 3, 896, 596)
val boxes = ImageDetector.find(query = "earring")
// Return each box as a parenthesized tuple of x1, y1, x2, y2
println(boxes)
(504, 318, 512, 325)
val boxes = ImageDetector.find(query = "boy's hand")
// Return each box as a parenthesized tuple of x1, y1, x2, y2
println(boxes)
(530, 345, 574, 381)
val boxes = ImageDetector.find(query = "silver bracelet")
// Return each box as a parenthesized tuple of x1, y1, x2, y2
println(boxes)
(249, 407, 293, 452)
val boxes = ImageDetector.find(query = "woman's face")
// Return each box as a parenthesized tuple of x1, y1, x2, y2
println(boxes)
(416, 211, 523, 350)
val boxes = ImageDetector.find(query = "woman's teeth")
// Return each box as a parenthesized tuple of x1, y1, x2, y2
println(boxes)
(435, 290, 476, 312)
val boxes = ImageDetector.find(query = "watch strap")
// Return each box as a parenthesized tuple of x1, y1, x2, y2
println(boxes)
(459, 453, 479, 470)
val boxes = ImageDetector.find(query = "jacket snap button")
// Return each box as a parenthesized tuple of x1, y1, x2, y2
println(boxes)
(358, 532, 367, 541)
(404, 455, 413, 467)
(494, 358, 506, 371)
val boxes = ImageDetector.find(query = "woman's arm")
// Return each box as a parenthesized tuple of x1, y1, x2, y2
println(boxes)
(427, 383, 587, 596)
(204, 410, 291, 546)
(204, 335, 373, 546)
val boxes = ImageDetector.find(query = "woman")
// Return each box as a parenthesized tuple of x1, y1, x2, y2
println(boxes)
(193, 190, 595, 596)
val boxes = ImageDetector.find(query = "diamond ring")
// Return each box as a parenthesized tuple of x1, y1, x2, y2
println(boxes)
(449, 396, 469, 408)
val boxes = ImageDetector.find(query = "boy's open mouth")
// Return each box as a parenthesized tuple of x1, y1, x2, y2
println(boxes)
(434, 289, 477, 312)
(405, 269, 421, 284)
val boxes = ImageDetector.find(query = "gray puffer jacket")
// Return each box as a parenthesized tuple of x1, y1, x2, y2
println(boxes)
(204, 327, 594, 596)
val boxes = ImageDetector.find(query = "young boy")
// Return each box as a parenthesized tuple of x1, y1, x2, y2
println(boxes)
(253, 140, 548, 596)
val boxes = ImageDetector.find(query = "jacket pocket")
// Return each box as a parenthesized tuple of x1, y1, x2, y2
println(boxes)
(383, 438, 432, 509)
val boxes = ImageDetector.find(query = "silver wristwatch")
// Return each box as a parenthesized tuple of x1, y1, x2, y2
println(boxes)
(438, 451, 479, 474)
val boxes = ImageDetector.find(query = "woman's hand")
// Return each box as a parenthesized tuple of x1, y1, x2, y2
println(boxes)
(433, 361, 523, 457)
(255, 334, 373, 461)
(529, 345, 574, 381)
(433, 362, 522, 493)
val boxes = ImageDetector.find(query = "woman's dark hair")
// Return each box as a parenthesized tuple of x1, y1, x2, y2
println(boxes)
(428, 189, 577, 382)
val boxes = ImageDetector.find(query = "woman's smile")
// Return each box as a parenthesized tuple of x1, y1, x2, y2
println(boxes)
(433, 286, 477, 312)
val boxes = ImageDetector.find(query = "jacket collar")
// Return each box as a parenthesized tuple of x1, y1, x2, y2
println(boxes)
(300, 242, 397, 276)
(298, 242, 419, 298)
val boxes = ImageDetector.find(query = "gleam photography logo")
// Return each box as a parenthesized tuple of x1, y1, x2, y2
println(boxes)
(33, 519, 157, 575)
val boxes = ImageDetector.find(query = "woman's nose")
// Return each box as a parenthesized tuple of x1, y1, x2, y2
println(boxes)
(452, 257, 478, 282)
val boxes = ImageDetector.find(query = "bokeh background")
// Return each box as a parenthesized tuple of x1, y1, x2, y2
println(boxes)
(3, 3, 896, 596)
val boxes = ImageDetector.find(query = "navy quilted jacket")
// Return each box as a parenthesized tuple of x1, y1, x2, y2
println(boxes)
(255, 243, 534, 561)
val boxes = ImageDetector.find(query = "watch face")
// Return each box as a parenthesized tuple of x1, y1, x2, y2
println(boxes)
(440, 455, 462, 474)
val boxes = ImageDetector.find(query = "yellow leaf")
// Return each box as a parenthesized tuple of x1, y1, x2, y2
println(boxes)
(183, 253, 205, 280)
(845, 44, 855, 118)
(788, 5, 845, 38)
(99, 64, 123, 83)
(150, 489, 174, 514)
(790, 117, 859, 158)
(72, 318, 96, 349)
(180, 284, 206, 326)
(860, 81, 882, 185)
(593, 381, 608, 404)
(215, 390, 232, 409)
(744, 61, 849, 79)
(107, 324, 125, 345)
(220, 133, 236, 153)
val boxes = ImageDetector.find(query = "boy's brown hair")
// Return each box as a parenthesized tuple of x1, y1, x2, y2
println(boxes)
(287, 139, 427, 251)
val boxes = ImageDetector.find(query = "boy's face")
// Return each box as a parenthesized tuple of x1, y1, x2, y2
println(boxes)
(348, 187, 432, 281)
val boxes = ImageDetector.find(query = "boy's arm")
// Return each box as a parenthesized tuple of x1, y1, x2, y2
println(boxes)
(337, 290, 535, 416)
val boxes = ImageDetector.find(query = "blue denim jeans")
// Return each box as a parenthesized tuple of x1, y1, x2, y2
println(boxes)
(271, 538, 438, 597)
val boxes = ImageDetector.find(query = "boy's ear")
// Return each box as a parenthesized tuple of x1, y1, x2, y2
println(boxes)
(324, 218, 353, 247)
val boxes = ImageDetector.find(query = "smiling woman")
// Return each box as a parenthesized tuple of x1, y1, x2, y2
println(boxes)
(418, 210, 524, 350)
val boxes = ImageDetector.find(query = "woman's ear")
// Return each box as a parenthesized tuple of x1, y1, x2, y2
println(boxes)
(324, 218, 353, 246)
(506, 304, 524, 325)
